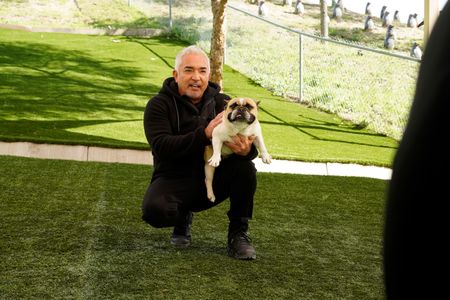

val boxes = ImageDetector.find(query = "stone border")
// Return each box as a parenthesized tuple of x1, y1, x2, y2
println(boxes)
(0, 141, 392, 180)
(0, 141, 152, 165)
(0, 23, 167, 37)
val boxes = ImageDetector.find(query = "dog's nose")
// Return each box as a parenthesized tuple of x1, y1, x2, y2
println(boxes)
(234, 111, 245, 119)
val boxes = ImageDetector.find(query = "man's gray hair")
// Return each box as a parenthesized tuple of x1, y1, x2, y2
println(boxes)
(174, 45, 210, 72)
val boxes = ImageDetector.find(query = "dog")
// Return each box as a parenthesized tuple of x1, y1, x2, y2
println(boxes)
(204, 97, 272, 202)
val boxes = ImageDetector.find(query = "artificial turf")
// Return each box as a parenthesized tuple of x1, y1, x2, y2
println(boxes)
(0, 155, 387, 299)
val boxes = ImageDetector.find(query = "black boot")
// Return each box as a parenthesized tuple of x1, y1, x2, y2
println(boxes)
(170, 211, 193, 247)
(227, 220, 256, 260)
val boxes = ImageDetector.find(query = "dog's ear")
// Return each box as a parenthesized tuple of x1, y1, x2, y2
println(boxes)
(255, 100, 261, 106)
(223, 99, 230, 110)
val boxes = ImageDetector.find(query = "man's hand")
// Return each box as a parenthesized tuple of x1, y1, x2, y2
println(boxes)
(205, 112, 224, 139)
(225, 134, 256, 156)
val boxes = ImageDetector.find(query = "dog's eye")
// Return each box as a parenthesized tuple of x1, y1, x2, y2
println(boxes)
(245, 104, 254, 110)
(230, 103, 238, 109)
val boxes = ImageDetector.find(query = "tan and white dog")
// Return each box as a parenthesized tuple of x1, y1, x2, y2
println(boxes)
(204, 97, 272, 202)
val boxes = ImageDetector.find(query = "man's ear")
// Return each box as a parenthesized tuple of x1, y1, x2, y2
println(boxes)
(173, 69, 178, 82)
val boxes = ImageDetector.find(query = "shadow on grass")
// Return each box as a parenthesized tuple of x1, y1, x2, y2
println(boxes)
(222, 66, 397, 151)
(0, 37, 183, 147)
(0, 119, 148, 149)
(0, 41, 153, 118)
(90, 17, 161, 29)
(124, 35, 188, 70)
(259, 106, 396, 149)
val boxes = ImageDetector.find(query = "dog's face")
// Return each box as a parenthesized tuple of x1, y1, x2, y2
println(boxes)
(225, 98, 259, 124)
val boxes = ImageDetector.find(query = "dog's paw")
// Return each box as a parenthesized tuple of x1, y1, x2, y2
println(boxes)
(208, 155, 221, 167)
(262, 153, 272, 164)
(207, 193, 216, 202)
(206, 185, 216, 202)
(205, 180, 215, 202)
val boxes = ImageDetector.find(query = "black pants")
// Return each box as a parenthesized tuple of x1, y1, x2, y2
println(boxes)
(142, 157, 257, 228)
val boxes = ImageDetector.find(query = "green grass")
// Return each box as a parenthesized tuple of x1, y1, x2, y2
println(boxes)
(0, 28, 397, 167)
(0, 4, 390, 298)
(75, 0, 162, 29)
(0, 0, 160, 29)
(0, 28, 182, 148)
(1, 0, 419, 141)
(0, 155, 386, 299)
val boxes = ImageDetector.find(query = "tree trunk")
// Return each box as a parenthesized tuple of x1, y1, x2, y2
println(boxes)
(210, 0, 228, 90)
(320, 0, 329, 38)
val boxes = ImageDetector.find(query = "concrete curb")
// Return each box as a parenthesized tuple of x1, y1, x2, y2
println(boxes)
(0, 141, 152, 165)
(0, 141, 391, 180)
(0, 23, 167, 37)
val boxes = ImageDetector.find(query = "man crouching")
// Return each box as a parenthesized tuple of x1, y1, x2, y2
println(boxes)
(142, 45, 259, 260)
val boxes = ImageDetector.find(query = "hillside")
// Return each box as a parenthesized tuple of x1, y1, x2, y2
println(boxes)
(232, 0, 424, 54)
(0, 0, 424, 55)
(0, 0, 158, 29)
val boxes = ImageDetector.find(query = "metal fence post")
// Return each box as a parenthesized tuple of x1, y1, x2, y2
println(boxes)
(299, 33, 304, 103)
(168, 0, 173, 30)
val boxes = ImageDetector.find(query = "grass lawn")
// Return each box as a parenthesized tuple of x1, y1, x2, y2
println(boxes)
(0, 155, 386, 299)
(0, 28, 397, 167)
(0, 0, 159, 29)
(1, 3, 390, 298)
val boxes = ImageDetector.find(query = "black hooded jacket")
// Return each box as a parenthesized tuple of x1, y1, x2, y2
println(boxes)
(144, 77, 257, 180)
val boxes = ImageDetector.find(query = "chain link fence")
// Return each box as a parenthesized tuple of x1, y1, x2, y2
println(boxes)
(128, 0, 420, 140)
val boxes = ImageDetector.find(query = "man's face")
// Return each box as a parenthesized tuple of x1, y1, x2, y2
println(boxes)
(173, 53, 210, 104)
